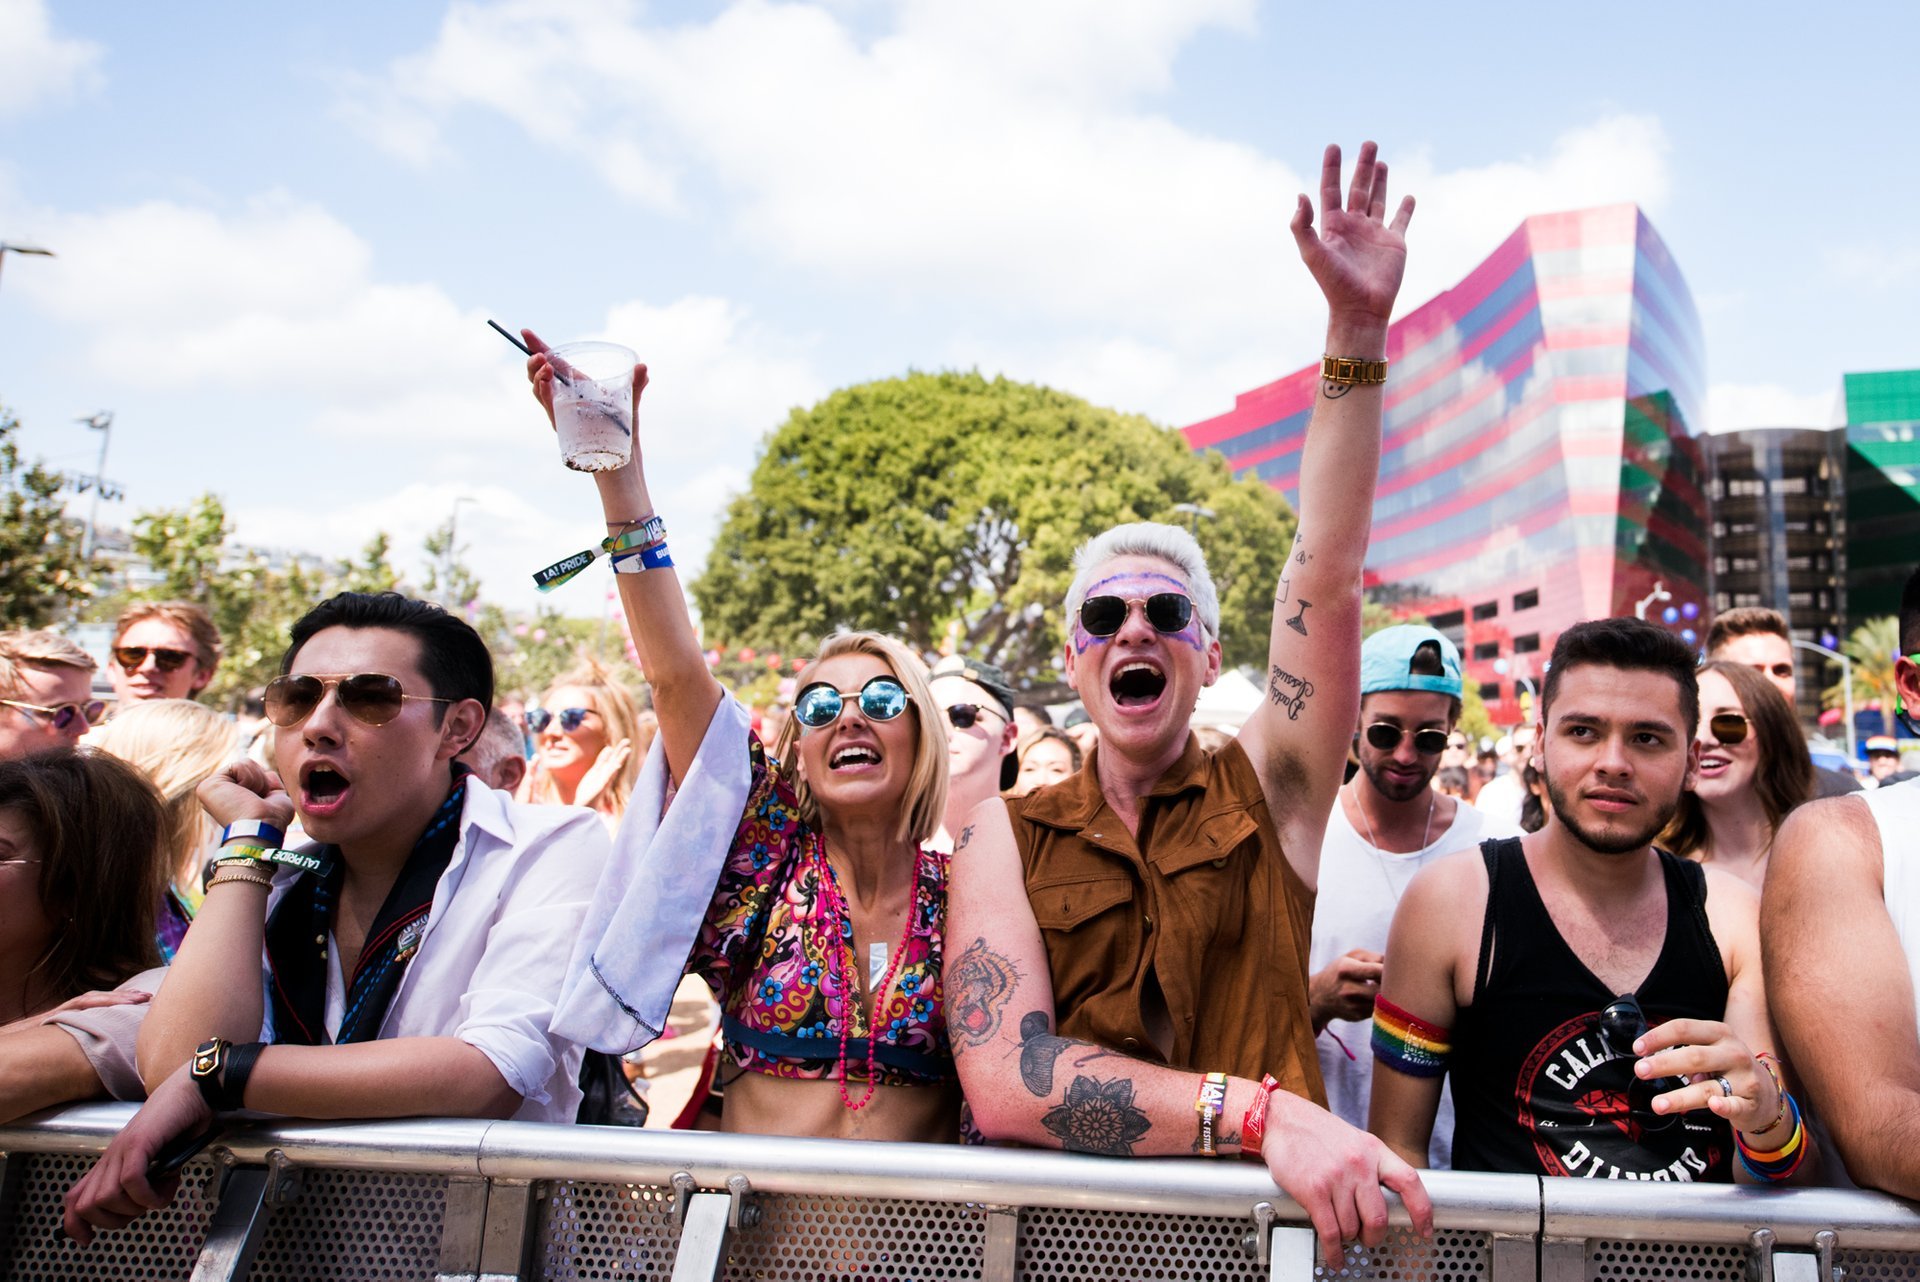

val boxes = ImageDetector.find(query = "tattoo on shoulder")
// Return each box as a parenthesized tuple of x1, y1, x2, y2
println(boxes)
(1322, 380, 1354, 400)
(1041, 1076, 1154, 1156)
(1267, 664, 1315, 720)
(1016, 1010, 1119, 1098)
(956, 824, 975, 851)
(948, 936, 1020, 1049)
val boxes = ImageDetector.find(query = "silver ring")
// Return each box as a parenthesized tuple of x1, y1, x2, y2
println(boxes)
(1716, 1076, 1734, 1098)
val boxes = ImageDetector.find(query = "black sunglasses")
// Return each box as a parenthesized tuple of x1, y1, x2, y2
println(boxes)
(263, 673, 453, 729)
(946, 703, 1006, 731)
(527, 706, 597, 734)
(795, 676, 910, 729)
(1363, 723, 1451, 755)
(1078, 593, 1195, 639)
(1704, 712, 1748, 745)
(1596, 993, 1685, 1131)
(113, 645, 195, 673)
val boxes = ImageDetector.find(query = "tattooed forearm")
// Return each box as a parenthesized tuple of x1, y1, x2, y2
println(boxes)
(1268, 665, 1316, 720)
(1041, 1076, 1154, 1155)
(947, 937, 1021, 1049)
(1321, 380, 1354, 399)
(1285, 599, 1312, 636)
(1016, 1010, 1119, 1097)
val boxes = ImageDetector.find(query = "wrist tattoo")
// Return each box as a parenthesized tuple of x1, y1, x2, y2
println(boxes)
(1268, 665, 1315, 720)
(1321, 380, 1354, 400)
(948, 937, 1020, 1049)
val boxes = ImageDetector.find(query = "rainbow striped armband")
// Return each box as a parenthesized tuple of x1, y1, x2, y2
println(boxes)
(1372, 997, 1452, 1078)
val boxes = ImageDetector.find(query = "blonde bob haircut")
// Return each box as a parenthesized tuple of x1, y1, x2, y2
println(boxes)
(773, 631, 948, 848)
(91, 698, 241, 895)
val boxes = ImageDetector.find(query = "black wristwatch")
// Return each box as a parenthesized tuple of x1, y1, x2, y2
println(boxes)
(190, 1036, 264, 1112)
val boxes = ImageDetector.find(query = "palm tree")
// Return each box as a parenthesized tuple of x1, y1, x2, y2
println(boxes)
(1824, 616, 1903, 715)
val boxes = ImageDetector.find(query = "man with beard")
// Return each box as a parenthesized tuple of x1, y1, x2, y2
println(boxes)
(1368, 618, 1818, 1185)
(949, 142, 1434, 1269)
(1308, 626, 1520, 1165)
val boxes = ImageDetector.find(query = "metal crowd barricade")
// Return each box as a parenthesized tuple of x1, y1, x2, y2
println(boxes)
(3, 1102, 1919, 1281)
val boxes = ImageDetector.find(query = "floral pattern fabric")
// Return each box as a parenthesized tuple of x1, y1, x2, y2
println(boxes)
(686, 734, 952, 1084)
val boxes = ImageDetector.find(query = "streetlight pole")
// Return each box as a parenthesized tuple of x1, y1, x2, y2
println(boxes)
(0, 242, 56, 291)
(1793, 638, 1856, 764)
(77, 412, 114, 560)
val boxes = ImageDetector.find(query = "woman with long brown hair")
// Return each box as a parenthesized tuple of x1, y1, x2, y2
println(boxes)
(1663, 659, 1813, 890)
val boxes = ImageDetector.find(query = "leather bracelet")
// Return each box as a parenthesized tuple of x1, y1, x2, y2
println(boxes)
(1321, 355, 1389, 385)
(221, 1042, 265, 1112)
(1239, 1073, 1281, 1162)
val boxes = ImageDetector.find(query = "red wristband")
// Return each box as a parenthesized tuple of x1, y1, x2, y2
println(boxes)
(1240, 1074, 1281, 1162)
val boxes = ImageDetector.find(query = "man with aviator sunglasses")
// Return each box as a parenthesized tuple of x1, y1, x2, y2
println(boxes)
(950, 142, 1435, 1269)
(1369, 619, 1816, 1186)
(0, 630, 101, 759)
(62, 592, 611, 1244)
(1307, 626, 1520, 1166)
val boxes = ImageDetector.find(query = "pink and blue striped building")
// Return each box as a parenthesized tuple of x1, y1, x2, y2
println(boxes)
(1181, 204, 1709, 719)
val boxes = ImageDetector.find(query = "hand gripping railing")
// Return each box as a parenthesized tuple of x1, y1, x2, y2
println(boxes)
(2, 1103, 1919, 1281)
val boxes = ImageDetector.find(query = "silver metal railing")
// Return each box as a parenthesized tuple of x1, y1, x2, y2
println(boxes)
(3, 1103, 1919, 1280)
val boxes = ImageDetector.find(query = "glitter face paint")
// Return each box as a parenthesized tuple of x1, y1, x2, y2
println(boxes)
(1072, 571, 1204, 653)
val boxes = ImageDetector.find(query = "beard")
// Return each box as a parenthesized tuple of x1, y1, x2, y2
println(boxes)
(1543, 770, 1678, 855)
(1359, 752, 1435, 803)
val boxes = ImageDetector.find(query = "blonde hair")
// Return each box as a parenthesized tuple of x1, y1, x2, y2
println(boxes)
(773, 632, 948, 847)
(90, 698, 240, 895)
(528, 658, 642, 818)
(0, 629, 96, 698)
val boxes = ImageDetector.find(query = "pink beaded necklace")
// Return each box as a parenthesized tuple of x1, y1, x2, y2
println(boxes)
(812, 844, 924, 1111)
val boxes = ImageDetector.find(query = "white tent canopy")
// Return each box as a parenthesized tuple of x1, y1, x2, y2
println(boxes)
(1188, 667, 1263, 732)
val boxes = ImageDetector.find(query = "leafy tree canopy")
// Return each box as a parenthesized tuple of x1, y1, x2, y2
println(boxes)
(691, 371, 1295, 689)
(0, 405, 95, 627)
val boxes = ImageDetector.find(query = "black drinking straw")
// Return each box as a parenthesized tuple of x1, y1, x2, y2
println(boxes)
(488, 318, 534, 356)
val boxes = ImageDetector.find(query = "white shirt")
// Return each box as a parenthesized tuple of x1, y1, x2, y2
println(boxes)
(262, 782, 610, 1124)
(1866, 778, 1920, 1024)
(1472, 770, 1527, 829)
(1310, 792, 1523, 1168)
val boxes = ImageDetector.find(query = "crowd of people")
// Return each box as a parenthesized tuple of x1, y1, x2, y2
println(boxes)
(3, 141, 1919, 1260)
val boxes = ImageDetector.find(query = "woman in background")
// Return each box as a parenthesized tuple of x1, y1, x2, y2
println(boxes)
(521, 659, 642, 829)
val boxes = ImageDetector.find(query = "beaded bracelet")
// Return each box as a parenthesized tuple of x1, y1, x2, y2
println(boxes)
(1735, 1092, 1807, 1182)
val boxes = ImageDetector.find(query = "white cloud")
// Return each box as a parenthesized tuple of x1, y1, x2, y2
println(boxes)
(1706, 382, 1842, 434)
(0, 0, 102, 119)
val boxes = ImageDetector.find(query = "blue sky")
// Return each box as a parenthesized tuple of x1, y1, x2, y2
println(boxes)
(3, 0, 1915, 613)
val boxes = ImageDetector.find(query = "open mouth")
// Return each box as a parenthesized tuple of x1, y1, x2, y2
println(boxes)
(301, 762, 353, 816)
(1110, 661, 1167, 710)
(830, 745, 882, 772)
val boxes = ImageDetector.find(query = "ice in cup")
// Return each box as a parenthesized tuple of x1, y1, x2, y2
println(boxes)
(548, 341, 637, 472)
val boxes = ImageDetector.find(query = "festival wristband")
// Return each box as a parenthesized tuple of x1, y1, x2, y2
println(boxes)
(611, 541, 673, 573)
(1193, 1071, 1228, 1156)
(532, 517, 671, 591)
(1372, 997, 1451, 1078)
(220, 819, 285, 848)
(1735, 1093, 1807, 1182)
(1239, 1074, 1280, 1162)
(211, 844, 331, 877)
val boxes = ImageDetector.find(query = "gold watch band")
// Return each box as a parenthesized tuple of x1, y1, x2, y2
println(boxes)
(1321, 355, 1389, 385)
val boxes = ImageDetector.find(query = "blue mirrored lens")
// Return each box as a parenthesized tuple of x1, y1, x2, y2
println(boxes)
(859, 678, 908, 722)
(794, 684, 844, 727)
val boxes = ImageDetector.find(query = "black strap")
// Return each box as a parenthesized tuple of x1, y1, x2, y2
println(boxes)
(1472, 838, 1510, 1004)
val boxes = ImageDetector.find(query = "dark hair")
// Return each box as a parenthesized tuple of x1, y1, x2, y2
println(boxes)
(0, 749, 164, 1004)
(1662, 661, 1813, 859)
(284, 593, 493, 713)
(1519, 762, 1546, 834)
(1018, 726, 1083, 773)
(1371, 638, 1464, 722)
(1436, 766, 1470, 795)
(1541, 617, 1699, 737)
(1705, 606, 1789, 657)
(1902, 565, 1920, 655)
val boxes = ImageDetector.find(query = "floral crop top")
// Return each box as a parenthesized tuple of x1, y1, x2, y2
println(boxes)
(685, 735, 954, 1086)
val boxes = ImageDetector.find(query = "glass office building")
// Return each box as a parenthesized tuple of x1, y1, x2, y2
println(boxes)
(1181, 205, 1708, 719)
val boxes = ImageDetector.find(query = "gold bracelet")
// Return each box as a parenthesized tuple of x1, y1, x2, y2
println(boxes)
(1321, 355, 1389, 385)
(208, 866, 275, 890)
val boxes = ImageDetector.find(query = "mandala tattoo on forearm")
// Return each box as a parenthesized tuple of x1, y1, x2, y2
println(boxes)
(1041, 1076, 1154, 1156)
(948, 937, 1020, 1049)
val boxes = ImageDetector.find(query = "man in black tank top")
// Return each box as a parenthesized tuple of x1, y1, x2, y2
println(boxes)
(1366, 619, 1819, 1185)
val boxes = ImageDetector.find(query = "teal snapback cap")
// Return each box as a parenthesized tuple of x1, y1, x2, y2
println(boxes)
(1360, 624, 1463, 699)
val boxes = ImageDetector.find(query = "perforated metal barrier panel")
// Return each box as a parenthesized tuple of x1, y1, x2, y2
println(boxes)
(246, 1169, 448, 1280)
(537, 1180, 682, 1279)
(1587, 1239, 1752, 1282)
(5, 1152, 215, 1281)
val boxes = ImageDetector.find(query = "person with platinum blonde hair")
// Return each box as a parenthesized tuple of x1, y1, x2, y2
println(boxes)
(948, 139, 1433, 1267)
(91, 699, 243, 958)
(520, 334, 966, 1146)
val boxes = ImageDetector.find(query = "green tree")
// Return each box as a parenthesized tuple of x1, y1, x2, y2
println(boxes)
(342, 533, 404, 594)
(1826, 615, 1904, 715)
(422, 518, 481, 615)
(692, 371, 1295, 688)
(0, 405, 96, 626)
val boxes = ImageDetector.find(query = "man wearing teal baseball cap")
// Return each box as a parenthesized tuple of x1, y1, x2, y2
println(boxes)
(1307, 624, 1520, 1166)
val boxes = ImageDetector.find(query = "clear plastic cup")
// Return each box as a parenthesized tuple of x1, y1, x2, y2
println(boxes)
(549, 341, 637, 472)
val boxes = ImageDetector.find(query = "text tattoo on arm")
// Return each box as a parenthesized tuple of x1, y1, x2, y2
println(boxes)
(1268, 665, 1316, 720)
(947, 937, 1021, 1050)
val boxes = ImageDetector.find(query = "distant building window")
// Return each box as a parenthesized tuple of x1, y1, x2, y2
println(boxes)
(1473, 641, 1501, 661)
(1775, 476, 1808, 494)
(1479, 682, 1501, 702)
(1429, 609, 1465, 632)
(1512, 589, 1540, 611)
(1514, 633, 1541, 654)
(1472, 601, 1499, 622)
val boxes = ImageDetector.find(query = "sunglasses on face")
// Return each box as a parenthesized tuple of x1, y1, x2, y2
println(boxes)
(114, 645, 194, 673)
(0, 698, 105, 731)
(1363, 723, 1451, 755)
(526, 707, 597, 735)
(795, 676, 910, 729)
(1596, 993, 1684, 1131)
(946, 703, 1006, 731)
(1078, 593, 1195, 639)
(1703, 712, 1749, 745)
(263, 673, 453, 729)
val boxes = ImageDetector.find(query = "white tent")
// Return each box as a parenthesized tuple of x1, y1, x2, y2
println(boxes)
(1189, 667, 1264, 732)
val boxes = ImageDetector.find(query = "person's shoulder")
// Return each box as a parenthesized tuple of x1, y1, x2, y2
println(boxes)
(470, 785, 612, 869)
(1402, 842, 1493, 916)
(1444, 799, 1522, 847)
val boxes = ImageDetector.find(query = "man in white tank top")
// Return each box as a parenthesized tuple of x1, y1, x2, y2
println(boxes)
(1763, 566, 1920, 1194)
